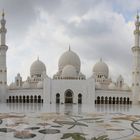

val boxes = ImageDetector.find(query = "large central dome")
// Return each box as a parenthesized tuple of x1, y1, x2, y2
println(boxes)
(58, 47, 81, 72)
(62, 65, 77, 78)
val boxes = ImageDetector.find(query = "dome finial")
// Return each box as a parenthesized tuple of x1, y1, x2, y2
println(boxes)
(69, 44, 71, 51)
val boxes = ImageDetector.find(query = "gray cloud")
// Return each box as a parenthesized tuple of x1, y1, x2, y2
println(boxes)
(63, 19, 111, 38)
(0, 0, 37, 32)
(0, 0, 138, 85)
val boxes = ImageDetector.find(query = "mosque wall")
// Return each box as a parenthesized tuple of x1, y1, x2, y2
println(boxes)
(43, 76, 51, 103)
(8, 89, 43, 96)
(95, 89, 132, 104)
(49, 78, 95, 104)
(7, 89, 43, 103)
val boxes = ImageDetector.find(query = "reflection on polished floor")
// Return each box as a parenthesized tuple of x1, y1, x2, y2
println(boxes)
(6, 103, 132, 114)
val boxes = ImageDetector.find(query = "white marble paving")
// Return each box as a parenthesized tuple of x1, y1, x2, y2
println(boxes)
(0, 103, 139, 140)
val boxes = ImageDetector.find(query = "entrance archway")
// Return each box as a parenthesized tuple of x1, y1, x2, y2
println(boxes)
(65, 89, 73, 103)
(56, 93, 60, 104)
(78, 94, 82, 104)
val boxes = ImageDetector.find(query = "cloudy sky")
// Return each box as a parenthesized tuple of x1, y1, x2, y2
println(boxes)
(0, 0, 139, 85)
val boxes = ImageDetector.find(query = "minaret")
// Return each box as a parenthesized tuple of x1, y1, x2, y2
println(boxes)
(0, 10, 8, 102)
(132, 12, 140, 104)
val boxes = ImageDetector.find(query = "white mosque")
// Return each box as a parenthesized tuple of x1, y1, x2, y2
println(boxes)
(0, 12, 140, 104)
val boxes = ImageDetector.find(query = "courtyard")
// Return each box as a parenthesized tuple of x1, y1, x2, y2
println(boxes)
(0, 103, 139, 140)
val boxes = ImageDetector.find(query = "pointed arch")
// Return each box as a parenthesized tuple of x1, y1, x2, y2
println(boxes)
(56, 93, 60, 104)
(30, 95, 33, 103)
(97, 96, 100, 104)
(34, 95, 37, 103)
(116, 97, 119, 104)
(120, 97, 122, 104)
(64, 89, 73, 103)
(113, 97, 115, 104)
(124, 97, 126, 104)
(12, 96, 15, 103)
(105, 96, 108, 104)
(23, 96, 25, 103)
(101, 96, 104, 104)
(127, 97, 130, 104)
(9, 96, 11, 103)
(109, 97, 112, 104)
(16, 96, 18, 103)
(26, 96, 29, 103)
(78, 93, 82, 104)
(38, 95, 41, 103)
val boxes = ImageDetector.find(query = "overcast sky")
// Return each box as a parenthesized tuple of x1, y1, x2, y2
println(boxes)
(0, 0, 139, 85)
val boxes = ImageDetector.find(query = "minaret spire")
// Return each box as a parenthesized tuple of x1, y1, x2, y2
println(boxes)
(0, 9, 7, 46)
(136, 10, 139, 21)
(134, 11, 140, 47)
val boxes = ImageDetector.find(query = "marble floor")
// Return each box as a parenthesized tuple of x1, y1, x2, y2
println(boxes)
(0, 103, 140, 140)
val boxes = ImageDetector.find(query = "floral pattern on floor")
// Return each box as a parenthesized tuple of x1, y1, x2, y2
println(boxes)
(0, 112, 140, 139)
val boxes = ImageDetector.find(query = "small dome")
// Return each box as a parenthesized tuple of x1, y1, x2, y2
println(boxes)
(30, 58, 46, 77)
(117, 75, 124, 82)
(79, 72, 83, 76)
(37, 81, 43, 88)
(17, 73, 21, 77)
(22, 82, 30, 89)
(93, 58, 109, 78)
(95, 82, 101, 89)
(9, 82, 16, 89)
(62, 65, 77, 78)
(122, 84, 129, 90)
(58, 47, 81, 73)
(108, 83, 116, 90)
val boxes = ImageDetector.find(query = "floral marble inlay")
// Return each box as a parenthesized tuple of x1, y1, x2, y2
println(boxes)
(0, 111, 139, 139)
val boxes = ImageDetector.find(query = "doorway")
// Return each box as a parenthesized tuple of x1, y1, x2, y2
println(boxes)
(65, 90, 73, 103)
(56, 93, 60, 104)
(78, 94, 82, 104)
